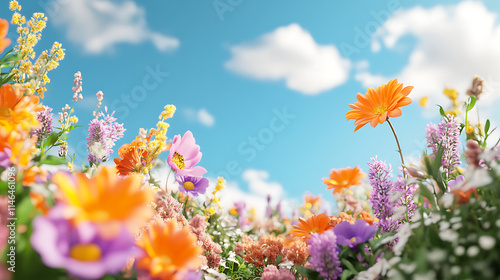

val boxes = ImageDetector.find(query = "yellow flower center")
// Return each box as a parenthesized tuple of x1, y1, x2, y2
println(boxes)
(310, 227, 320, 233)
(0, 107, 12, 119)
(350, 237, 356, 243)
(172, 152, 185, 169)
(372, 105, 386, 115)
(183, 181, 195, 190)
(69, 244, 102, 262)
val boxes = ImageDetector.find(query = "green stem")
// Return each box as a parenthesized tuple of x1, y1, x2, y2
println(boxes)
(387, 119, 405, 170)
(165, 169, 172, 192)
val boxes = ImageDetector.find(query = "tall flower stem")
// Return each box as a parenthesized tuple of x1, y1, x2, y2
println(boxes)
(387, 119, 405, 170)
(165, 169, 173, 192)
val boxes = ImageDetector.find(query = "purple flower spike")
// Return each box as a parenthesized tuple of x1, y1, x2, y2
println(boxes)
(175, 175, 209, 197)
(334, 220, 377, 248)
(167, 131, 207, 177)
(31, 204, 138, 279)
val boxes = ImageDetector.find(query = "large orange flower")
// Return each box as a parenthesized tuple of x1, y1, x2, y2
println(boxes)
(114, 143, 143, 176)
(346, 79, 413, 132)
(136, 219, 203, 280)
(323, 166, 364, 194)
(0, 18, 11, 53)
(289, 213, 333, 239)
(0, 127, 37, 168)
(51, 167, 154, 235)
(0, 84, 42, 132)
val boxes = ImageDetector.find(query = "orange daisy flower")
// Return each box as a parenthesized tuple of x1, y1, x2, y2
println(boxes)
(323, 166, 365, 194)
(51, 167, 154, 235)
(136, 219, 203, 280)
(0, 18, 11, 53)
(0, 84, 42, 132)
(346, 79, 413, 132)
(114, 143, 143, 176)
(304, 194, 321, 205)
(289, 213, 333, 239)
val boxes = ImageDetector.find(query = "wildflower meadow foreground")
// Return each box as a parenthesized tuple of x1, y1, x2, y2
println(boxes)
(1, 2, 500, 280)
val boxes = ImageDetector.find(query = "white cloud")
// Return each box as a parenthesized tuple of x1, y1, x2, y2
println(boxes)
(357, 1, 500, 107)
(242, 169, 284, 198)
(225, 24, 351, 95)
(51, 0, 179, 54)
(184, 108, 215, 127)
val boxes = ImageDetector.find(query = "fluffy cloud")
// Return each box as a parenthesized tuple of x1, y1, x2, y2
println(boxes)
(50, 0, 179, 54)
(184, 108, 215, 127)
(357, 1, 500, 106)
(225, 24, 351, 95)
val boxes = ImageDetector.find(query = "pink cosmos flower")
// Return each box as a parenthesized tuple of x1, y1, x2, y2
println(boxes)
(167, 131, 207, 177)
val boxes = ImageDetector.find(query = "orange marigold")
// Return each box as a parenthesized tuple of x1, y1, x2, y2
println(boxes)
(329, 212, 356, 227)
(358, 211, 377, 225)
(136, 219, 203, 280)
(0, 84, 42, 133)
(0, 127, 37, 168)
(0, 18, 11, 53)
(236, 235, 285, 267)
(346, 79, 413, 132)
(114, 143, 143, 176)
(284, 238, 309, 265)
(323, 166, 364, 194)
(290, 213, 333, 239)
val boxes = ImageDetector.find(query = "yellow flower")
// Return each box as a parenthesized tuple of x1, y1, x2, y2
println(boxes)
(443, 88, 457, 100)
(67, 162, 73, 171)
(9, 1, 21, 11)
(419, 96, 428, 107)
(69, 116, 78, 124)
(466, 123, 474, 135)
(160, 104, 176, 120)
(205, 207, 215, 216)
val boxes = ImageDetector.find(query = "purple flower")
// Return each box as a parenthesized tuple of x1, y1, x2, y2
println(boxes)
(426, 115, 461, 177)
(87, 113, 125, 165)
(175, 175, 209, 197)
(31, 204, 138, 279)
(234, 201, 249, 226)
(449, 175, 465, 189)
(309, 230, 342, 280)
(32, 105, 53, 141)
(368, 157, 398, 233)
(334, 220, 377, 248)
(393, 174, 417, 222)
(167, 131, 207, 177)
(0, 148, 12, 169)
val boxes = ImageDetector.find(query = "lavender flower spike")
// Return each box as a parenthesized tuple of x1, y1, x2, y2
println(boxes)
(368, 157, 398, 233)
(309, 230, 342, 280)
(426, 115, 461, 177)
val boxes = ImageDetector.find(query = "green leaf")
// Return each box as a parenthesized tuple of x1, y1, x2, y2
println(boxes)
(43, 132, 60, 148)
(275, 255, 283, 266)
(295, 265, 324, 280)
(39, 155, 67, 166)
(438, 105, 447, 119)
(466, 96, 477, 112)
(341, 259, 358, 274)
(341, 270, 355, 280)
(485, 119, 490, 134)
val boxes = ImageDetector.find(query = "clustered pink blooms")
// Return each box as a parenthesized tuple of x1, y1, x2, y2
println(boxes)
(72, 71, 83, 101)
(426, 115, 461, 177)
(261, 265, 294, 280)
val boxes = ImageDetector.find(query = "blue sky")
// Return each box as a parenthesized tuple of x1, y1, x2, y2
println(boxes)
(3, 0, 500, 213)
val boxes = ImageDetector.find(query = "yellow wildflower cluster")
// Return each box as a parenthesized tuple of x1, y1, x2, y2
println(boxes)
(9, 1, 65, 97)
(204, 177, 226, 217)
(443, 88, 461, 116)
(136, 105, 176, 174)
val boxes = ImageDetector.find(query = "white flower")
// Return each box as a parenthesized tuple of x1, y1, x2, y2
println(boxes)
(467, 246, 480, 257)
(393, 223, 412, 256)
(478, 236, 496, 250)
(439, 229, 458, 244)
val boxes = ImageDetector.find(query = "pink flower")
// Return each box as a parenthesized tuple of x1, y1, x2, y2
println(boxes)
(167, 131, 207, 177)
